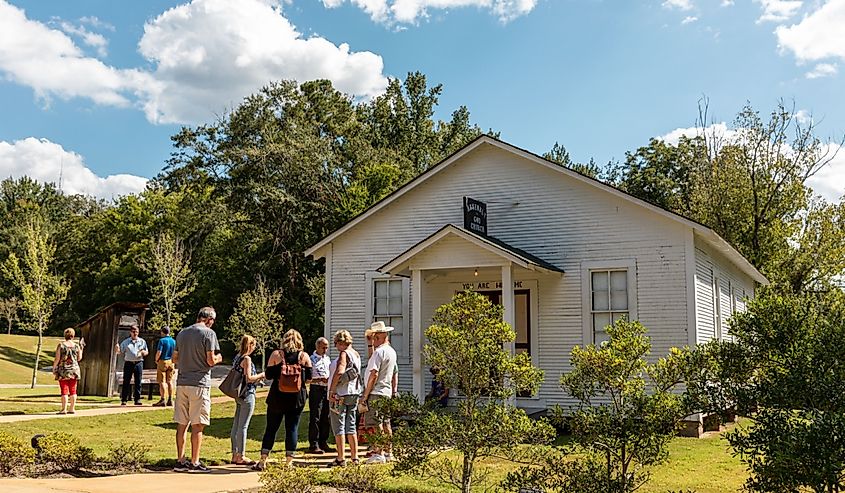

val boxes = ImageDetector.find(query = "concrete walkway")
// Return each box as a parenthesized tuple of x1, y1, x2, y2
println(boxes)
(0, 395, 233, 424)
(0, 465, 261, 493)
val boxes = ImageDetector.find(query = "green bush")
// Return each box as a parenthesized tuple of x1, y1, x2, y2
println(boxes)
(102, 441, 150, 472)
(37, 432, 94, 472)
(0, 431, 35, 476)
(259, 464, 320, 493)
(331, 464, 385, 493)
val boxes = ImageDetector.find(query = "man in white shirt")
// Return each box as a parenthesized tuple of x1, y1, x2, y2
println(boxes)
(308, 337, 333, 454)
(361, 321, 397, 464)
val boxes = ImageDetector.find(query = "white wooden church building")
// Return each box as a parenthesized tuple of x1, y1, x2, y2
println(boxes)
(305, 135, 767, 413)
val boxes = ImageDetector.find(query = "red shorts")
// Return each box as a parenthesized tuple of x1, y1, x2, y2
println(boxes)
(59, 378, 77, 396)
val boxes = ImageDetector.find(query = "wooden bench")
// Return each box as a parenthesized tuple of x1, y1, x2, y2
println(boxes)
(115, 368, 159, 400)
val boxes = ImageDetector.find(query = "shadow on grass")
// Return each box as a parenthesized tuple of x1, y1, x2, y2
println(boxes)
(0, 345, 39, 368)
(154, 408, 315, 446)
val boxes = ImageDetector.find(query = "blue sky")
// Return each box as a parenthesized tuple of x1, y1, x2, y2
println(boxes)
(0, 0, 843, 201)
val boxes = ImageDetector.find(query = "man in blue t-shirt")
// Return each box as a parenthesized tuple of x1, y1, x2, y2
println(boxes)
(154, 327, 176, 407)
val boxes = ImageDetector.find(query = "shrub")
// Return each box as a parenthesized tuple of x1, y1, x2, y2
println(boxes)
(37, 432, 94, 472)
(259, 464, 320, 493)
(102, 441, 150, 472)
(0, 431, 35, 476)
(331, 464, 385, 493)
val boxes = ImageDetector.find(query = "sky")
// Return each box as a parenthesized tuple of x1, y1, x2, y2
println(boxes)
(0, 0, 843, 202)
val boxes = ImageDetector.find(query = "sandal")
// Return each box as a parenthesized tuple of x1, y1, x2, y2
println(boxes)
(67, 411, 76, 414)
(234, 459, 256, 466)
(350, 458, 360, 465)
(56, 410, 66, 415)
(251, 461, 266, 471)
(329, 458, 346, 467)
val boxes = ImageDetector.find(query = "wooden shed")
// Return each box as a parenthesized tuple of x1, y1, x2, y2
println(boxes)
(75, 302, 149, 397)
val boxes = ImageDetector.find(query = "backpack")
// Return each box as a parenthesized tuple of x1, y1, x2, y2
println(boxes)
(278, 352, 303, 393)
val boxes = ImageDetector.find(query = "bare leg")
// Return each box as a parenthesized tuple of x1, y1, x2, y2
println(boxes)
(348, 433, 359, 460)
(190, 423, 205, 464)
(176, 423, 188, 462)
(166, 382, 173, 401)
(60, 394, 68, 413)
(68, 394, 77, 413)
(383, 423, 393, 455)
(335, 434, 346, 462)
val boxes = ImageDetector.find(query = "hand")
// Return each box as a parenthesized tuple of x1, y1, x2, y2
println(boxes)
(329, 393, 338, 404)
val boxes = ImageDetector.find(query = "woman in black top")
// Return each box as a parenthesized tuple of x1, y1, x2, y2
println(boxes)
(253, 329, 312, 470)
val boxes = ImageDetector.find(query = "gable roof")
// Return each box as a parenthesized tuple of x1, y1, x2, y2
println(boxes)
(306, 135, 768, 285)
(378, 224, 565, 276)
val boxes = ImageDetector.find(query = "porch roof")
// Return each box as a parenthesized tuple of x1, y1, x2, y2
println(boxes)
(378, 224, 564, 276)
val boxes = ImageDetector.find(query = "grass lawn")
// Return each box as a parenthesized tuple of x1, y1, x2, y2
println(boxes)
(0, 387, 121, 415)
(0, 397, 750, 492)
(0, 334, 63, 386)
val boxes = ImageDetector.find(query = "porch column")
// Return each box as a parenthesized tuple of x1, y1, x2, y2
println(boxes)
(411, 268, 424, 402)
(501, 263, 515, 356)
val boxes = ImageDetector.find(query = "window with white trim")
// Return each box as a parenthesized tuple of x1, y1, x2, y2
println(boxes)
(590, 270, 629, 344)
(366, 274, 410, 361)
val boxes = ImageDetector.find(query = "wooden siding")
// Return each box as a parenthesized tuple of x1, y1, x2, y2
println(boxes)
(693, 237, 756, 344)
(327, 143, 693, 408)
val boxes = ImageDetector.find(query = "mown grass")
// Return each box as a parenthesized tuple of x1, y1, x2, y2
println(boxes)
(0, 387, 121, 415)
(0, 397, 749, 492)
(0, 334, 63, 385)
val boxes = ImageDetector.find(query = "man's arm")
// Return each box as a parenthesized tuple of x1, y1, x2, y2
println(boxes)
(155, 340, 162, 363)
(173, 349, 179, 365)
(114, 340, 121, 356)
(362, 369, 379, 401)
(205, 350, 222, 367)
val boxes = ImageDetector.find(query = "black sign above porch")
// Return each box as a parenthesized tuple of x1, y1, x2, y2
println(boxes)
(463, 196, 487, 236)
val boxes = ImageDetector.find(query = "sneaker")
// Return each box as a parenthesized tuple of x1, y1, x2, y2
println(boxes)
(189, 461, 211, 473)
(365, 454, 386, 464)
(319, 443, 335, 453)
(384, 452, 393, 462)
(134, 401, 143, 406)
(121, 401, 127, 406)
(173, 460, 190, 472)
(307, 446, 324, 455)
(152, 400, 166, 407)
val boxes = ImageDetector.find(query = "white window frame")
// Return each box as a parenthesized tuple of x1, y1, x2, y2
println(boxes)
(365, 272, 410, 363)
(581, 259, 638, 344)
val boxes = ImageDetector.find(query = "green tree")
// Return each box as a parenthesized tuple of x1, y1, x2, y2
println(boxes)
(508, 320, 692, 493)
(689, 289, 845, 493)
(227, 276, 284, 370)
(543, 141, 605, 179)
(391, 291, 555, 493)
(140, 231, 196, 331)
(0, 296, 19, 335)
(2, 214, 70, 388)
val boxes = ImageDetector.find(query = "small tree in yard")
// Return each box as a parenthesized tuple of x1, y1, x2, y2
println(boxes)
(2, 215, 70, 388)
(140, 231, 195, 332)
(391, 291, 556, 493)
(0, 296, 20, 335)
(689, 289, 845, 493)
(227, 276, 284, 370)
(506, 320, 693, 493)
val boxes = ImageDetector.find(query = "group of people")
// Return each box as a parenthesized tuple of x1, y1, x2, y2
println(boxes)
(52, 305, 444, 472)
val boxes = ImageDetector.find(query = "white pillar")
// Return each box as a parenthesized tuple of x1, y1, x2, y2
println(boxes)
(501, 263, 515, 356)
(412, 269, 423, 402)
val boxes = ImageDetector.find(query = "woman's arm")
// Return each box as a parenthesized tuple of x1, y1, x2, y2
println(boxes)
(241, 355, 265, 383)
(329, 351, 347, 398)
(264, 350, 283, 380)
(299, 352, 312, 383)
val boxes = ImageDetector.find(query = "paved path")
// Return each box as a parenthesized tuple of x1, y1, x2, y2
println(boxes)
(0, 395, 234, 424)
(0, 465, 261, 493)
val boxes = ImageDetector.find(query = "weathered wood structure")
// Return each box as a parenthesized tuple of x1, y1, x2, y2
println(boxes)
(76, 302, 149, 396)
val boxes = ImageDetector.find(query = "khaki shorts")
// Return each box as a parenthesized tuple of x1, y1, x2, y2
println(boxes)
(363, 394, 391, 427)
(173, 386, 211, 426)
(156, 359, 174, 384)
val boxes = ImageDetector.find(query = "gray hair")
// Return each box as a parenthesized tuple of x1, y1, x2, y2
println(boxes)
(197, 306, 217, 321)
(316, 337, 329, 346)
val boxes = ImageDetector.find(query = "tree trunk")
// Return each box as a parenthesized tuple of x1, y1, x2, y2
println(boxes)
(6, 319, 11, 335)
(31, 322, 43, 389)
(461, 453, 473, 493)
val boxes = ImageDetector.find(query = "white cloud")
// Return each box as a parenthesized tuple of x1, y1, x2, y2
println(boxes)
(755, 0, 802, 23)
(807, 144, 845, 202)
(806, 62, 838, 79)
(79, 16, 115, 32)
(776, 0, 845, 63)
(322, 0, 537, 24)
(57, 20, 109, 57)
(721, 0, 734, 6)
(137, 0, 388, 124)
(0, 138, 148, 200)
(662, 0, 694, 11)
(0, 0, 154, 108)
(659, 124, 844, 203)
(794, 109, 812, 124)
(681, 15, 699, 24)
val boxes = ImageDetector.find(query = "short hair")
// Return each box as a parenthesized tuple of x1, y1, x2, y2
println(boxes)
(197, 306, 216, 321)
(130, 324, 139, 331)
(64, 328, 75, 340)
(316, 337, 329, 346)
(160, 326, 171, 335)
(239, 335, 256, 355)
(333, 330, 353, 345)
(281, 329, 304, 352)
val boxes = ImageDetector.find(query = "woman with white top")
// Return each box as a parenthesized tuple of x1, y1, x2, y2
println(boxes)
(327, 329, 362, 467)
